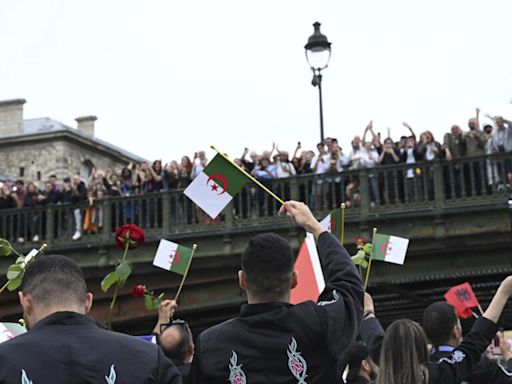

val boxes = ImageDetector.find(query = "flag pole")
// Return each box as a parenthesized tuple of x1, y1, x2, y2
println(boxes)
(364, 228, 378, 289)
(340, 203, 346, 245)
(471, 311, 479, 319)
(477, 304, 484, 316)
(210, 145, 285, 205)
(174, 244, 197, 302)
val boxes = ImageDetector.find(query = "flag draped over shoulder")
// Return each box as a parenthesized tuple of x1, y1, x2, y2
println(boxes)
(444, 282, 480, 319)
(371, 233, 409, 265)
(153, 239, 193, 276)
(290, 233, 325, 304)
(320, 208, 343, 239)
(184, 154, 250, 218)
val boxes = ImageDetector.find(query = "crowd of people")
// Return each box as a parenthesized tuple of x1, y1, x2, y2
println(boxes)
(0, 111, 511, 240)
(0, 201, 511, 384)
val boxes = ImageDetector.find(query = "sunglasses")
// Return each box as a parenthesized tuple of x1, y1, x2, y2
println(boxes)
(159, 319, 189, 334)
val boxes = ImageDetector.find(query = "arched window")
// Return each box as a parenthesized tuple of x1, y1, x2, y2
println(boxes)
(80, 160, 95, 180)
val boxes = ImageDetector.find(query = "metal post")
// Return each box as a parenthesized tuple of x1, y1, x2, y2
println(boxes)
(312, 70, 325, 143)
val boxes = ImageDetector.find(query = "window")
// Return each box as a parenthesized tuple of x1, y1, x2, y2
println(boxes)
(37, 171, 41, 181)
(19, 167, 24, 177)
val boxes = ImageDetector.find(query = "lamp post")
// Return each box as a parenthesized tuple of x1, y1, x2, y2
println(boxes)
(305, 22, 332, 144)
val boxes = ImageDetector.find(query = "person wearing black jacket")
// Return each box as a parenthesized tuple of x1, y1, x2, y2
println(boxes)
(423, 301, 512, 383)
(70, 175, 87, 240)
(361, 284, 512, 384)
(0, 254, 182, 384)
(189, 200, 365, 384)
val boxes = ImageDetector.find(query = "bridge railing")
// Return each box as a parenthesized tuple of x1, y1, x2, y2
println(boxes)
(0, 152, 510, 247)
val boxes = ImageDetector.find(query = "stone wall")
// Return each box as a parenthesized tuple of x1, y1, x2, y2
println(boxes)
(0, 136, 131, 186)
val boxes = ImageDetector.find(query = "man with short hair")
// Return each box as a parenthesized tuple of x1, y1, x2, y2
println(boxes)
(423, 301, 512, 383)
(0, 255, 182, 383)
(189, 201, 364, 383)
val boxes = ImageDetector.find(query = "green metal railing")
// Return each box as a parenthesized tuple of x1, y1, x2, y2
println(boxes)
(0, 152, 510, 247)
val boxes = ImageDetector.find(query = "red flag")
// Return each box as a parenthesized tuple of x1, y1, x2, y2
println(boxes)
(290, 233, 325, 304)
(444, 282, 480, 319)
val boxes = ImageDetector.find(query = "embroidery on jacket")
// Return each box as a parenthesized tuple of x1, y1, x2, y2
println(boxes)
(287, 337, 308, 384)
(21, 369, 33, 384)
(438, 350, 466, 365)
(228, 351, 247, 384)
(318, 290, 339, 306)
(104, 364, 117, 384)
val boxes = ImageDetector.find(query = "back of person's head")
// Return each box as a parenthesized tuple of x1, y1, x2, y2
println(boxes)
(159, 320, 194, 364)
(423, 301, 458, 347)
(241, 233, 294, 301)
(376, 319, 428, 384)
(21, 254, 87, 308)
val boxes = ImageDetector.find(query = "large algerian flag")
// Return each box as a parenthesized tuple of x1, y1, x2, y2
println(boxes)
(0, 322, 26, 344)
(290, 233, 326, 304)
(184, 154, 250, 218)
(371, 233, 409, 265)
(320, 208, 343, 239)
(153, 239, 193, 276)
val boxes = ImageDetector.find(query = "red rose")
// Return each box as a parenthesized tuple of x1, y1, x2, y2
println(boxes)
(131, 285, 145, 298)
(115, 224, 145, 249)
(354, 236, 366, 246)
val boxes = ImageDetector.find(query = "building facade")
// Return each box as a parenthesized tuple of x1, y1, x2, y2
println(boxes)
(0, 99, 146, 184)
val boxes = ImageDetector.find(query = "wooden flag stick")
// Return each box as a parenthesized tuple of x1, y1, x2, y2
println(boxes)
(477, 304, 484, 316)
(472, 311, 480, 319)
(210, 145, 285, 205)
(340, 203, 346, 245)
(174, 244, 197, 302)
(364, 228, 378, 289)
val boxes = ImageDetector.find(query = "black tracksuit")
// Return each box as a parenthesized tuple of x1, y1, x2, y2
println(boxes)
(189, 232, 365, 384)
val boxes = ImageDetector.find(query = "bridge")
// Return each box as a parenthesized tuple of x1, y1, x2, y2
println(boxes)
(1, 152, 511, 334)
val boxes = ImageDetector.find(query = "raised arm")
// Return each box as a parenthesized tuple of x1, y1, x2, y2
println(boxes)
(403, 122, 416, 140)
(362, 121, 372, 143)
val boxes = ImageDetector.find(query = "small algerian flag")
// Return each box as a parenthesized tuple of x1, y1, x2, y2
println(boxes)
(153, 239, 193, 276)
(371, 233, 409, 265)
(320, 208, 343, 239)
(184, 153, 250, 218)
(290, 233, 326, 304)
(0, 322, 26, 344)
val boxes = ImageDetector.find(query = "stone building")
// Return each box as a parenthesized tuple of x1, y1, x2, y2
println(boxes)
(0, 98, 146, 184)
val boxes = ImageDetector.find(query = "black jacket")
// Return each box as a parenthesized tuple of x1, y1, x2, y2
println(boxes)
(0, 311, 182, 384)
(361, 315, 499, 384)
(431, 346, 512, 383)
(189, 232, 365, 384)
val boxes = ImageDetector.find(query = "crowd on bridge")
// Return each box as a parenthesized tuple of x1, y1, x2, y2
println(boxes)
(0, 201, 511, 384)
(0, 111, 511, 241)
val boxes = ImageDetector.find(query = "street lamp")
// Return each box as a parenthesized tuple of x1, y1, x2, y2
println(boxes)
(305, 22, 332, 143)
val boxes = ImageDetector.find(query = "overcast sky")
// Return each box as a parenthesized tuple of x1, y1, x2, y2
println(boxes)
(1, 0, 511, 163)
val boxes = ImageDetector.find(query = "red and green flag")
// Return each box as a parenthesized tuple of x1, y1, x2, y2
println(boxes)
(153, 239, 193, 276)
(0, 322, 26, 344)
(371, 233, 409, 265)
(320, 208, 343, 239)
(184, 154, 250, 218)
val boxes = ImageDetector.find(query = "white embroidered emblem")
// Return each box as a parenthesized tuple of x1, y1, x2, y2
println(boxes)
(105, 364, 117, 384)
(318, 290, 339, 306)
(438, 350, 466, 365)
(287, 337, 308, 383)
(228, 351, 247, 384)
(21, 370, 33, 384)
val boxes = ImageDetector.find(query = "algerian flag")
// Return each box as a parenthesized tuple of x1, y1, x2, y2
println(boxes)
(320, 208, 343, 239)
(153, 239, 193, 276)
(184, 154, 250, 218)
(0, 322, 26, 344)
(371, 233, 409, 265)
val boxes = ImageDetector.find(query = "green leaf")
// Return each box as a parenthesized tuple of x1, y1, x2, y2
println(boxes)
(156, 292, 164, 300)
(363, 244, 372, 255)
(16, 256, 25, 264)
(6, 264, 23, 280)
(0, 240, 12, 256)
(7, 274, 23, 291)
(115, 261, 132, 281)
(101, 271, 118, 292)
(144, 294, 154, 311)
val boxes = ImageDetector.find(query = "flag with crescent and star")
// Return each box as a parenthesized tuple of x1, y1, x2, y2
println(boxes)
(320, 208, 343, 239)
(184, 154, 250, 218)
(153, 239, 193, 275)
(0, 322, 26, 344)
(371, 233, 409, 265)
